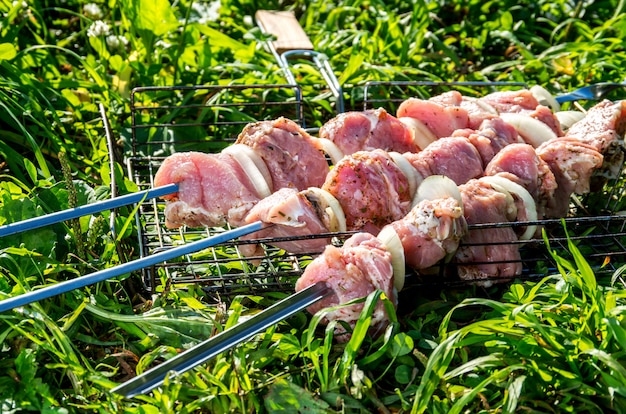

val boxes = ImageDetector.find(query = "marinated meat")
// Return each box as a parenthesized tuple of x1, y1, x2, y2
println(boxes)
(485, 143, 557, 218)
(239, 188, 339, 256)
(402, 137, 483, 185)
(396, 97, 470, 138)
(429, 90, 499, 130)
(153, 151, 262, 228)
(453, 117, 523, 166)
(236, 117, 329, 190)
(319, 108, 419, 155)
(565, 100, 626, 188)
(454, 178, 523, 283)
(479, 89, 540, 113)
(479, 89, 563, 136)
(429, 90, 463, 107)
(536, 138, 604, 217)
(529, 104, 564, 137)
(389, 196, 466, 270)
(566, 100, 626, 153)
(294, 233, 395, 342)
(322, 149, 413, 234)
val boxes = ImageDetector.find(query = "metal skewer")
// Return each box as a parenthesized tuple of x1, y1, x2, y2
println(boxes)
(0, 183, 179, 238)
(0, 221, 267, 313)
(112, 281, 331, 398)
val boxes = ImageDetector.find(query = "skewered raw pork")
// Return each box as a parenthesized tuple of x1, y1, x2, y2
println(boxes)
(386, 177, 467, 271)
(485, 143, 557, 219)
(154, 118, 329, 229)
(293, 174, 540, 340)
(403, 136, 483, 185)
(397, 96, 470, 138)
(322, 149, 414, 234)
(295, 176, 465, 342)
(239, 187, 346, 256)
(153, 150, 267, 228)
(294, 232, 396, 342)
(235, 117, 329, 190)
(452, 117, 522, 166)
(535, 138, 604, 217)
(318, 107, 419, 155)
(453, 177, 524, 283)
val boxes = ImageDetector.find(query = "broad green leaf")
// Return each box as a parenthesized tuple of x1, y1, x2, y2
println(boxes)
(0, 43, 17, 60)
(394, 364, 415, 385)
(389, 332, 414, 358)
(127, 0, 178, 36)
(195, 25, 256, 61)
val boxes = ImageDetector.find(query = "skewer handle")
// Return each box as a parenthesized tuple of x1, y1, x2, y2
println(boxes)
(0, 183, 179, 238)
(0, 221, 266, 313)
(112, 281, 330, 398)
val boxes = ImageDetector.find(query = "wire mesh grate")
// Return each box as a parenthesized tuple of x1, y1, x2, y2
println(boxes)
(127, 81, 626, 299)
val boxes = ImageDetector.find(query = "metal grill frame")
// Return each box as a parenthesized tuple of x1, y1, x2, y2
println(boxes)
(126, 81, 626, 299)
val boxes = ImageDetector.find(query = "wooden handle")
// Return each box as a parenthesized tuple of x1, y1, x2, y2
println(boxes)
(255, 10, 314, 54)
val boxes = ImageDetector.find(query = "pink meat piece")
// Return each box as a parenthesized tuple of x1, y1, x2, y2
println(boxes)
(485, 143, 557, 219)
(479, 89, 540, 113)
(323, 149, 412, 233)
(236, 117, 329, 190)
(429, 90, 463, 106)
(453, 117, 522, 166)
(565, 100, 626, 189)
(240, 188, 336, 256)
(402, 137, 483, 185)
(536, 138, 604, 218)
(426, 90, 500, 130)
(153, 151, 262, 228)
(319, 108, 419, 155)
(566, 100, 626, 153)
(294, 232, 395, 342)
(529, 105, 564, 137)
(389, 196, 467, 270)
(396, 97, 470, 138)
(454, 178, 523, 283)
(460, 97, 500, 130)
(479, 89, 563, 136)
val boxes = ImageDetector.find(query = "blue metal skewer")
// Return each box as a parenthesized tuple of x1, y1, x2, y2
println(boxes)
(0, 220, 266, 313)
(0, 183, 179, 238)
(112, 281, 331, 398)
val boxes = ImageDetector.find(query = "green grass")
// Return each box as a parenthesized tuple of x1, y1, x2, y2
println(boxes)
(2, 0, 626, 412)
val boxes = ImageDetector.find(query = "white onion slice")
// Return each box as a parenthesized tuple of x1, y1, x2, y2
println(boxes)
(499, 113, 558, 148)
(399, 116, 438, 150)
(477, 176, 517, 222)
(377, 225, 406, 292)
(389, 152, 418, 199)
(304, 187, 347, 232)
(530, 85, 561, 112)
(316, 137, 345, 165)
(555, 110, 585, 130)
(223, 144, 273, 198)
(481, 175, 538, 240)
(464, 96, 499, 115)
(412, 175, 463, 209)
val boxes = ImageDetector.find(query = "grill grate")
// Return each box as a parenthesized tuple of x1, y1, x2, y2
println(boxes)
(127, 81, 626, 299)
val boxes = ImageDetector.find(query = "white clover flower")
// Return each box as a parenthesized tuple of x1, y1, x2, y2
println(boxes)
(83, 3, 103, 20)
(87, 20, 110, 38)
(190, 0, 221, 25)
(155, 39, 172, 49)
(106, 34, 128, 51)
